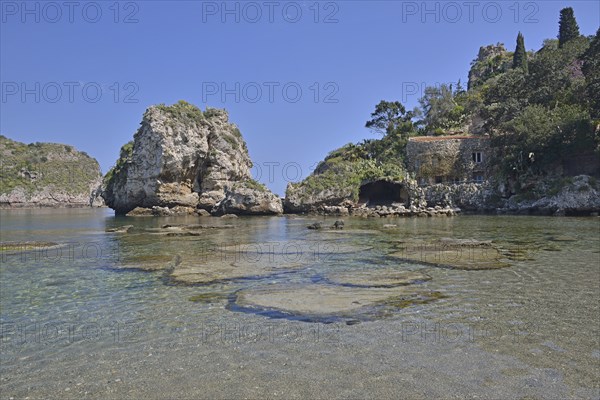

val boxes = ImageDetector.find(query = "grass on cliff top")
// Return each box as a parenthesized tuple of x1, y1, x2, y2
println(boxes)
(155, 100, 231, 126)
(0, 135, 100, 195)
(235, 179, 268, 193)
(155, 100, 205, 126)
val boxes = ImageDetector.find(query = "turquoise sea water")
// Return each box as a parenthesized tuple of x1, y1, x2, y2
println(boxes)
(1, 209, 599, 399)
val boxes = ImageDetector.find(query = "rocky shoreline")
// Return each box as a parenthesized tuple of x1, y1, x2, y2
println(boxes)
(281, 175, 600, 218)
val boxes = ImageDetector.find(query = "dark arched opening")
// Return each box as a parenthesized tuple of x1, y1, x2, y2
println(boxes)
(358, 180, 409, 206)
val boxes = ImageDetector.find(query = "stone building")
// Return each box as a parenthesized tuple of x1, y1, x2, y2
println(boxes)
(405, 135, 492, 185)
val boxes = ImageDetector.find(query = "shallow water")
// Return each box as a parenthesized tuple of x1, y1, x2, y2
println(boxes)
(1, 209, 599, 399)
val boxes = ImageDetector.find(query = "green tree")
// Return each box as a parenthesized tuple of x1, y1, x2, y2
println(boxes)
(365, 101, 418, 161)
(365, 100, 416, 138)
(558, 7, 580, 48)
(418, 84, 468, 132)
(527, 35, 589, 107)
(494, 104, 593, 175)
(582, 28, 600, 119)
(513, 32, 528, 73)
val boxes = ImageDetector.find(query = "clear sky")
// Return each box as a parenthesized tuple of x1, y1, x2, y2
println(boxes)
(1, 0, 599, 195)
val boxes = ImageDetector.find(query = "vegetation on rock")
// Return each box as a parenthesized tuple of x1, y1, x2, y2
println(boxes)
(286, 7, 598, 210)
(0, 135, 102, 205)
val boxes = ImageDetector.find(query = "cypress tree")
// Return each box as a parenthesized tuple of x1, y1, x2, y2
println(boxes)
(558, 7, 580, 48)
(512, 32, 528, 73)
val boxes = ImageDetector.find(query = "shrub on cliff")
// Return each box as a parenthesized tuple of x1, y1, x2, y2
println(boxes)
(103, 140, 133, 189)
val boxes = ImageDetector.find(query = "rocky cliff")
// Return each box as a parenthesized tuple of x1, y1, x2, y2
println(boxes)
(102, 101, 282, 215)
(284, 136, 599, 216)
(422, 175, 600, 216)
(0, 135, 103, 207)
(284, 142, 454, 216)
(467, 43, 513, 90)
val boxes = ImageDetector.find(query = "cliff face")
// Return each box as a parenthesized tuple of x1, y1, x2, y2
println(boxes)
(102, 101, 282, 215)
(0, 136, 103, 208)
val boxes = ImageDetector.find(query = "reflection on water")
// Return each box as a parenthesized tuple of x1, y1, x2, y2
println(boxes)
(1, 209, 599, 399)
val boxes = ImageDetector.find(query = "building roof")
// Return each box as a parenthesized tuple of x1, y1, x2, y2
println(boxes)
(408, 135, 490, 142)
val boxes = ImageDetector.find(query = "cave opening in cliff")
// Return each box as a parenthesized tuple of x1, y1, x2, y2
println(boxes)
(358, 181, 409, 206)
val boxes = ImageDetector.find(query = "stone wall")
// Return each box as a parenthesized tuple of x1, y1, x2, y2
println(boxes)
(406, 136, 492, 185)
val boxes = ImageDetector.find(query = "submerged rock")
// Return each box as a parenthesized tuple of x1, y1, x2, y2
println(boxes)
(389, 239, 510, 270)
(312, 229, 381, 235)
(159, 224, 234, 230)
(217, 241, 372, 256)
(233, 284, 445, 320)
(168, 256, 305, 285)
(105, 225, 134, 233)
(168, 240, 375, 285)
(116, 254, 177, 271)
(188, 292, 229, 303)
(0, 241, 67, 254)
(438, 238, 493, 247)
(102, 101, 282, 216)
(325, 269, 431, 288)
(331, 220, 345, 230)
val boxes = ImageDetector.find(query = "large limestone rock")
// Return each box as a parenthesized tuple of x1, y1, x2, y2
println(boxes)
(102, 101, 282, 215)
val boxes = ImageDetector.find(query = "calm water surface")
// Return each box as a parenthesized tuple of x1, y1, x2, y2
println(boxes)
(1, 209, 599, 399)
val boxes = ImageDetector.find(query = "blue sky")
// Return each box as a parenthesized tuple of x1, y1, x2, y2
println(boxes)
(1, 0, 599, 195)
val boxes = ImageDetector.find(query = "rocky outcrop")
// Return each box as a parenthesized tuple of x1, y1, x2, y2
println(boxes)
(467, 43, 512, 90)
(286, 170, 599, 217)
(0, 135, 103, 208)
(423, 175, 600, 216)
(285, 176, 459, 217)
(284, 185, 354, 214)
(102, 101, 282, 215)
(500, 175, 600, 216)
